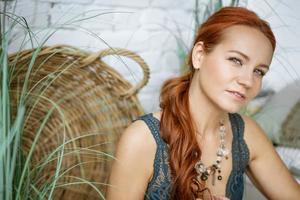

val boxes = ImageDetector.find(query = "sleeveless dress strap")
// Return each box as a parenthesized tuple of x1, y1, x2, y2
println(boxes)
(136, 113, 168, 150)
(226, 113, 250, 200)
(135, 113, 171, 200)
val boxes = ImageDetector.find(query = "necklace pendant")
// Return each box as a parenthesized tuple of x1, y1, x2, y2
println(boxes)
(195, 161, 206, 174)
(193, 118, 228, 186)
(201, 173, 208, 181)
(212, 172, 216, 186)
(217, 148, 224, 157)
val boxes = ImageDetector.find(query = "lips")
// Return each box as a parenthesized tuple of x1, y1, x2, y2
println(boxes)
(226, 90, 246, 101)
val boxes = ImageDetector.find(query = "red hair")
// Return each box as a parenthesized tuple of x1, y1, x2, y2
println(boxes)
(159, 6, 276, 199)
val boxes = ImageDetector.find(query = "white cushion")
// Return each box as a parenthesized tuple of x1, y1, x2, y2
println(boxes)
(253, 80, 300, 144)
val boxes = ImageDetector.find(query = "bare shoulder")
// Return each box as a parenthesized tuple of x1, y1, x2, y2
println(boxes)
(107, 118, 157, 199)
(240, 114, 266, 137)
(116, 118, 156, 159)
(239, 115, 300, 199)
(239, 114, 274, 161)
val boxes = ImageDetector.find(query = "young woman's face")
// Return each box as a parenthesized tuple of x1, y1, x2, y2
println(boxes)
(193, 25, 274, 113)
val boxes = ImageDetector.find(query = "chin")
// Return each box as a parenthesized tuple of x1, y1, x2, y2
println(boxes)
(218, 101, 245, 114)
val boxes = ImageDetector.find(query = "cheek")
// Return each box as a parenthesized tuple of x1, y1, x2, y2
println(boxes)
(244, 79, 263, 104)
(208, 63, 233, 86)
(252, 80, 262, 96)
(202, 59, 231, 81)
(199, 63, 232, 97)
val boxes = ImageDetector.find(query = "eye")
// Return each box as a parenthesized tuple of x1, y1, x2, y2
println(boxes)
(228, 57, 243, 66)
(254, 69, 266, 77)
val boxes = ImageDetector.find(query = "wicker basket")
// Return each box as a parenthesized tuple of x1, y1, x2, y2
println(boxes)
(9, 45, 150, 199)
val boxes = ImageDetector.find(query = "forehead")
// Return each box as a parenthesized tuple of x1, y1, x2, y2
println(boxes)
(215, 25, 274, 64)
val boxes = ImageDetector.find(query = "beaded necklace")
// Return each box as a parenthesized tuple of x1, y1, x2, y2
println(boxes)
(194, 120, 229, 186)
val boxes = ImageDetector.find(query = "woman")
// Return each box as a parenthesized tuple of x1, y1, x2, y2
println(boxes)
(106, 6, 300, 200)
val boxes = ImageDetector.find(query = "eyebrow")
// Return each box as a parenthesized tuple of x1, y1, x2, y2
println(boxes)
(228, 50, 269, 70)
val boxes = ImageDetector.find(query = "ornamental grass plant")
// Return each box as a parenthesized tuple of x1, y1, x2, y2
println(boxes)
(0, 6, 106, 200)
(0, 1, 147, 199)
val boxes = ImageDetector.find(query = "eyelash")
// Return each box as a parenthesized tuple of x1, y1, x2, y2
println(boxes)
(228, 57, 266, 77)
(228, 57, 243, 66)
(254, 69, 266, 77)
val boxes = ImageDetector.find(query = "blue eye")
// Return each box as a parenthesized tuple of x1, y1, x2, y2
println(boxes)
(254, 69, 266, 77)
(228, 57, 243, 66)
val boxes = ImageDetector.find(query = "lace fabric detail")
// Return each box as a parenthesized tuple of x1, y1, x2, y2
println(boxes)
(137, 113, 249, 200)
(225, 113, 250, 200)
(138, 114, 172, 200)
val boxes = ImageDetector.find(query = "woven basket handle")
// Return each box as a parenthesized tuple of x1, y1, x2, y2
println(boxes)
(81, 48, 150, 98)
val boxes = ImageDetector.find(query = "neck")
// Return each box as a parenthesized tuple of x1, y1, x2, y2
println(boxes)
(188, 75, 228, 138)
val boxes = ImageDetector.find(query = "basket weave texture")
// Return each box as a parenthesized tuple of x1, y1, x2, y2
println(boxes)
(9, 45, 150, 199)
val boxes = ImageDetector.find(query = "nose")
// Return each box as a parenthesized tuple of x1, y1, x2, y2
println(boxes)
(237, 69, 253, 88)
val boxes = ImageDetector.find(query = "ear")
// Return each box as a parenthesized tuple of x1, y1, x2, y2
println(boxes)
(192, 41, 205, 70)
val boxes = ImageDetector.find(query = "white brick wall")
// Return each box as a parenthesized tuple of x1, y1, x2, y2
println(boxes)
(6, 0, 300, 112)
(7, 0, 199, 112)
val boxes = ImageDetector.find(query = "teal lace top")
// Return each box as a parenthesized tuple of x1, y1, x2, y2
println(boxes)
(137, 113, 250, 200)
